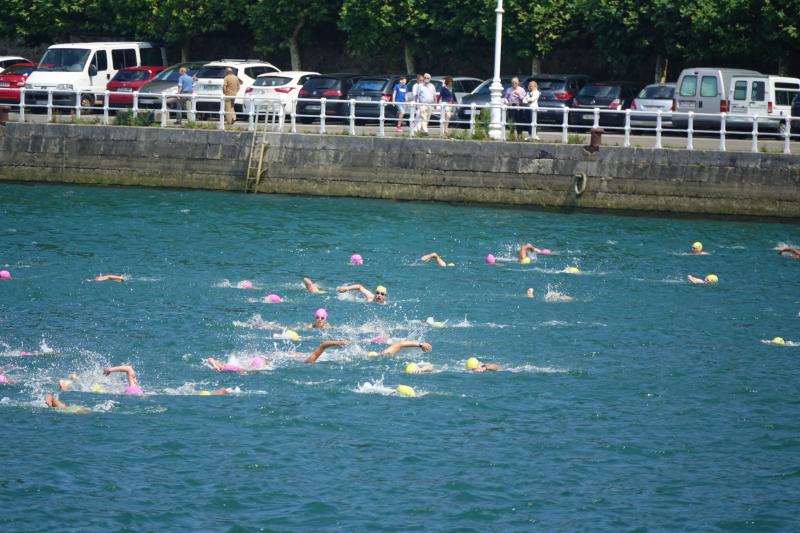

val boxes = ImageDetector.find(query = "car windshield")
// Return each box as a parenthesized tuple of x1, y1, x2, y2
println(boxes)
(303, 77, 339, 90)
(472, 78, 513, 95)
(407, 79, 443, 92)
(112, 70, 151, 82)
(37, 48, 90, 72)
(352, 78, 390, 92)
(153, 65, 201, 82)
(195, 67, 237, 79)
(254, 76, 292, 87)
(534, 78, 565, 91)
(638, 85, 674, 99)
(2, 65, 34, 76)
(580, 85, 620, 98)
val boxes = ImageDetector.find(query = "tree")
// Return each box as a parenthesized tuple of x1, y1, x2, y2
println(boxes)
(503, 0, 579, 75)
(247, 0, 339, 70)
(4, 0, 91, 45)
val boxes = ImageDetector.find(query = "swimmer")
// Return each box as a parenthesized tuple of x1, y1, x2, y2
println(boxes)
(308, 308, 331, 330)
(43, 393, 90, 413)
(687, 274, 718, 285)
(777, 245, 800, 259)
(404, 362, 435, 374)
(303, 340, 349, 364)
(103, 364, 144, 395)
(466, 357, 499, 372)
(206, 357, 268, 373)
(0, 369, 16, 384)
(303, 277, 323, 293)
(526, 288, 535, 298)
(382, 340, 432, 355)
(691, 242, 710, 255)
(518, 243, 543, 264)
(421, 252, 448, 267)
(198, 388, 230, 396)
(88, 274, 126, 282)
(337, 283, 388, 304)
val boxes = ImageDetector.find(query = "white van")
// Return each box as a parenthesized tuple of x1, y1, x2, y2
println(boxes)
(25, 42, 167, 109)
(673, 67, 761, 130)
(726, 75, 800, 135)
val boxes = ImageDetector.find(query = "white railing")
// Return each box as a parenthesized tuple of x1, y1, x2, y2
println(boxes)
(4, 87, 797, 154)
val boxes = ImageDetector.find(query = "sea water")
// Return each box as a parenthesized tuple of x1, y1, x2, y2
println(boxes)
(1, 184, 799, 530)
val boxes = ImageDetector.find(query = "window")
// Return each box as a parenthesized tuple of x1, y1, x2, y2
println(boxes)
(38, 48, 90, 72)
(700, 76, 718, 97)
(679, 75, 697, 97)
(639, 85, 675, 99)
(112, 69, 151, 82)
(297, 75, 314, 86)
(775, 90, 799, 106)
(112, 49, 137, 69)
(352, 78, 389, 92)
(91, 50, 108, 72)
(750, 81, 765, 101)
(195, 67, 236, 79)
(140, 47, 165, 66)
(733, 80, 747, 101)
(254, 76, 291, 87)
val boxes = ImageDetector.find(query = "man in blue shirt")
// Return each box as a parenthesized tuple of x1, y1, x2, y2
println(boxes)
(392, 75, 408, 131)
(176, 67, 194, 124)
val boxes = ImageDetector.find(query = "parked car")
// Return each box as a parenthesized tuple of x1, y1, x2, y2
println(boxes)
(193, 60, 280, 114)
(25, 42, 167, 109)
(673, 67, 761, 131)
(431, 76, 482, 102)
(296, 74, 361, 123)
(104, 66, 165, 108)
(347, 75, 402, 122)
(726, 75, 800, 136)
(138, 61, 209, 110)
(630, 83, 676, 128)
(569, 81, 640, 127)
(0, 62, 37, 104)
(526, 74, 592, 123)
(0, 56, 31, 73)
(243, 70, 318, 116)
(455, 77, 515, 126)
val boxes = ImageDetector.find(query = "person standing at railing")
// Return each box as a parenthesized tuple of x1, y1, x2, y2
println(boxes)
(415, 73, 437, 134)
(176, 67, 194, 125)
(410, 73, 424, 131)
(523, 80, 541, 140)
(503, 77, 526, 141)
(437, 77, 456, 137)
(222, 68, 241, 125)
(393, 75, 408, 131)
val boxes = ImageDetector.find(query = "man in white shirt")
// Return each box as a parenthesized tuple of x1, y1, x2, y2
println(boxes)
(415, 73, 437, 134)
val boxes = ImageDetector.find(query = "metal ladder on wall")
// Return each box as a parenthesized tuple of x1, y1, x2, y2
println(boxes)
(245, 103, 285, 193)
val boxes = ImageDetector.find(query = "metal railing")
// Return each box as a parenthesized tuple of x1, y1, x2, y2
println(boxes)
(5, 87, 798, 154)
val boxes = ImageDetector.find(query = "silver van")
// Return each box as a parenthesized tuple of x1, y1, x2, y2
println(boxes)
(727, 75, 800, 135)
(673, 67, 761, 130)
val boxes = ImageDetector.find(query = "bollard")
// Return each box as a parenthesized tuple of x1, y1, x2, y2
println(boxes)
(0, 106, 9, 125)
(586, 127, 604, 153)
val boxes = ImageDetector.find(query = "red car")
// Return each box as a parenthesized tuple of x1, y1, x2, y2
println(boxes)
(106, 66, 166, 108)
(0, 62, 37, 103)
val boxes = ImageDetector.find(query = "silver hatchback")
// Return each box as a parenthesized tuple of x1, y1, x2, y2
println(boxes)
(630, 83, 676, 128)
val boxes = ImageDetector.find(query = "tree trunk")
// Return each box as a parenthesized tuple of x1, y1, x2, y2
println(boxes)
(404, 41, 415, 75)
(289, 16, 306, 71)
(777, 55, 787, 76)
(531, 56, 543, 76)
(654, 54, 668, 84)
(181, 42, 190, 63)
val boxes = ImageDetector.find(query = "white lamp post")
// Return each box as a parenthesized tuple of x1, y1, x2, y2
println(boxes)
(488, 0, 505, 140)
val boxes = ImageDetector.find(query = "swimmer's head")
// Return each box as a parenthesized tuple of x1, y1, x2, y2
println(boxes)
(447, 262, 455, 267)
(486, 254, 496, 265)
(124, 385, 144, 396)
(705, 274, 718, 284)
(374, 285, 387, 302)
(405, 362, 419, 374)
(395, 384, 416, 397)
(350, 253, 363, 265)
(466, 357, 480, 370)
(521, 257, 532, 265)
(239, 280, 254, 289)
(566, 266, 580, 274)
(250, 356, 267, 369)
(526, 288, 534, 298)
(692, 242, 703, 252)
(367, 351, 379, 357)
(0, 270, 11, 280)
(315, 308, 328, 320)
(266, 294, 282, 304)
(199, 390, 211, 396)
(772, 337, 786, 345)
(90, 384, 105, 393)
(285, 330, 300, 341)
(540, 249, 552, 255)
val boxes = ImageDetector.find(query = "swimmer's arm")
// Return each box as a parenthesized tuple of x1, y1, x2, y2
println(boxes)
(337, 284, 374, 300)
(483, 364, 499, 372)
(304, 340, 348, 364)
(103, 365, 137, 386)
(382, 341, 432, 355)
(421, 253, 446, 267)
(687, 275, 705, 285)
(518, 243, 539, 262)
(303, 277, 321, 293)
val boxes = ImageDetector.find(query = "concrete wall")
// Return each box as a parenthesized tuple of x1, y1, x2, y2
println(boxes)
(1, 122, 799, 217)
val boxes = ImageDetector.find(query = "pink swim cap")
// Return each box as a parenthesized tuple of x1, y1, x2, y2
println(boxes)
(540, 249, 551, 255)
(222, 364, 243, 373)
(239, 280, 254, 289)
(0, 270, 11, 280)
(372, 336, 388, 344)
(486, 254, 496, 265)
(315, 308, 328, 319)
(124, 385, 143, 396)
(350, 254, 363, 265)
(20, 351, 34, 357)
(0, 373, 10, 384)
(250, 356, 267, 369)
(265, 294, 282, 304)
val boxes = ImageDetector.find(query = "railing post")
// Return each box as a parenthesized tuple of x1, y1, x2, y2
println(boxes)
(501, 104, 507, 141)
(593, 107, 600, 129)
(687, 112, 694, 150)
(784, 117, 791, 155)
(278, 106, 286, 132)
(378, 100, 385, 137)
(190, 93, 196, 123)
(719, 112, 727, 152)
(132, 92, 139, 119)
(47, 89, 53, 123)
(160, 93, 167, 128)
(561, 107, 569, 144)
(320, 98, 327, 134)
(103, 90, 109, 125)
(655, 109, 663, 149)
(74, 89, 81, 119)
(19, 89, 26, 123)
(349, 98, 356, 135)
(291, 104, 296, 133)
(469, 103, 476, 136)
(624, 109, 631, 147)
(218, 95, 225, 130)
(531, 108, 538, 139)
(751, 115, 759, 153)
(248, 95, 255, 132)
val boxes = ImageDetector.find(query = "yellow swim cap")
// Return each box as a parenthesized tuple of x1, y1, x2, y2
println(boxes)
(521, 257, 532, 265)
(376, 285, 387, 294)
(90, 384, 105, 393)
(395, 384, 416, 397)
(466, 357, 480, 370)
(405, 362, 419, 374)
(199, 390, 211, 396)
(692, 242, 703, 251)
(772, 337, 786, 345)
(447, 263, 455, 267)
(566, 266, 580, 273)
(706, 274, 718, 284)
(367, 351, 379, 357)
(285, 329, 300, 341)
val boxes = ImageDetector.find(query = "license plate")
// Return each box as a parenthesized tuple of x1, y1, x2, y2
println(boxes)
(679, 100, 696, 109)
(464, 109, 475, 115)
(117, 88, 133, 92)
(306, 105, 320, 111)
(581, 113, 594, 120)
(0, 82, 9, 87)
(356, 96, 373, 102)
(203, 85, 217, 91)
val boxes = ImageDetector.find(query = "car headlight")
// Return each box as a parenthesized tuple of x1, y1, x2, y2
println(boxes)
(57, 84, 74, 90)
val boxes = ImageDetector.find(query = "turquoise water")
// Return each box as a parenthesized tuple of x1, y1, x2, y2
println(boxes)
(1, 183, 799, 531)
